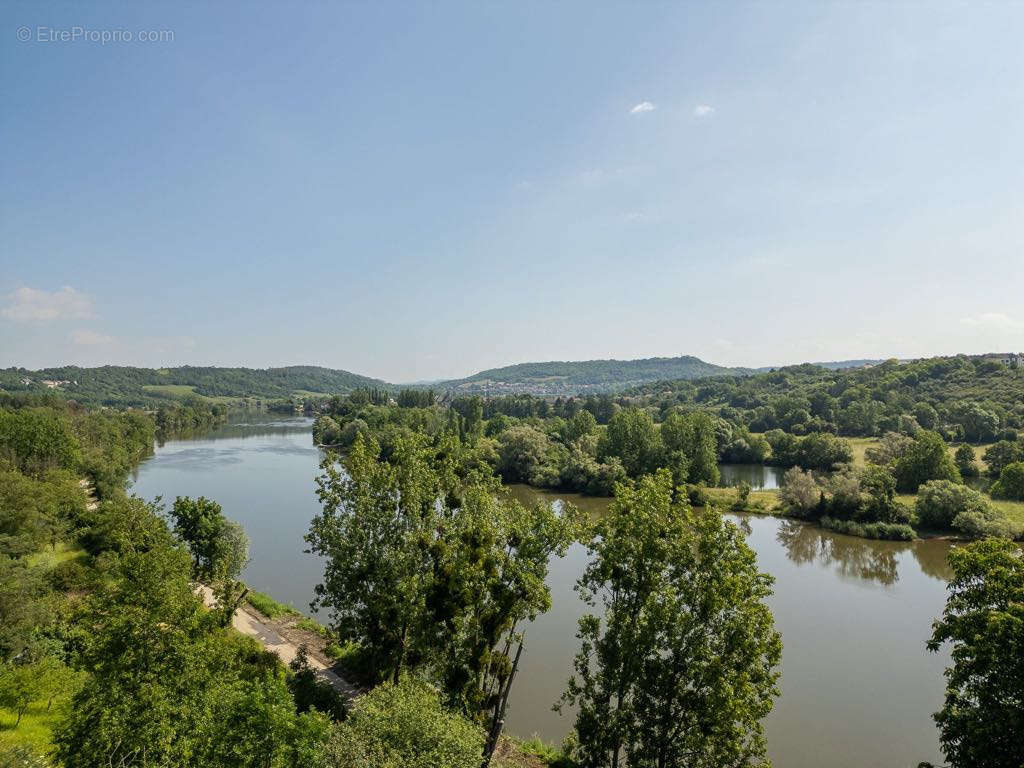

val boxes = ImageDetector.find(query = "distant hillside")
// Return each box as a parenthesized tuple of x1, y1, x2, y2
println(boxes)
(0, 365, 389, 407)
(430, 356, 752, 395)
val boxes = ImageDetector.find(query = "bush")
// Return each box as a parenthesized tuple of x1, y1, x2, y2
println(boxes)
(323, 677, 485, 768)
(951, 507, 1020, 540)
(779, 467, 822, 517)
(47, 558, 93, 591)
(916, 480, 992, 530)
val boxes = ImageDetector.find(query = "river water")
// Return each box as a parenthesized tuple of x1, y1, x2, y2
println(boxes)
(132, 415, 954, 768)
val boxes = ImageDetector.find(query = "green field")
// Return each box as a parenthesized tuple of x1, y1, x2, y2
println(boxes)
(25, 542, 86, 570)
(0, 699, 71, 753)
(846, 436, 995, 473)
(141, 384, 246, 405)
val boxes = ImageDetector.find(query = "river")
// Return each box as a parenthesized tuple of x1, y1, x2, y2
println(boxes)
(132, 415, 954, 768)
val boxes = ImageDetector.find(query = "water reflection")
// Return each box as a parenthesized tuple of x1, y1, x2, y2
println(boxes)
(774, 519, 902, 585)
(771, 519, 953, 585)
(718, 463, 786, 490)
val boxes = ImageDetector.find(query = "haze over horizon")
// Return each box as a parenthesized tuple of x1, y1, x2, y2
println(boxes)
(3, 3, 1023, 381)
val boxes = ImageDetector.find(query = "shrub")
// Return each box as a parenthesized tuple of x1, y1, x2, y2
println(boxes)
(731, 481, 752, 511)
(779, 467, 822, 517)
(916, 481, 991, 530)
(323, 677, 485, 768)
(951, 507, 1020, 540)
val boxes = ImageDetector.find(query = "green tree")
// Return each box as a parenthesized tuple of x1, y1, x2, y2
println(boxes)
(496, 425, 557, 485)
(0, 658, 69, 727)
(660, 411, 719, 486)
(563, 470, 781, 768)
(983, 441, 1024, 478)
(322, 677, 485, 768)
(893, 431, 960, 493)
(307, 434, 441, 684)
(927, 539, 1024, 768)
(954, 444, 980, 478)
(599, 408, 664, 478)
(991, 461, 1024, 501)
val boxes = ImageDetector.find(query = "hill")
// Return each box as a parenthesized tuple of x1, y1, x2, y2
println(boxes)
(429, 355, 752, 395)
(0, 365, 389, 407)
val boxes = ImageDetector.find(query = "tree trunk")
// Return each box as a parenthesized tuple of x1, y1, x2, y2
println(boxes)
(481, 639, 523, 768)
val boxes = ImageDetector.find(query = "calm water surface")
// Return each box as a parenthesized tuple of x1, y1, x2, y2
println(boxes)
(133, 417, 954, 768)
(718, 463, 786, 490)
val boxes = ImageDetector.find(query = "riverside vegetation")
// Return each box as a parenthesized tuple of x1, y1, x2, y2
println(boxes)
(1, 353, 1023, 767)
(314, 359, 1024, 542)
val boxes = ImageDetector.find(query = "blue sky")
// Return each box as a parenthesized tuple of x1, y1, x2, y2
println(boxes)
(2, 2, 1022, 382)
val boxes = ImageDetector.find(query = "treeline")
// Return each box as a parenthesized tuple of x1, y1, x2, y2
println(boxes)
(435, 354, 744, 394)
(315, 393, 852, 497)
(0, 392, 155, 500)
(315, 387, 1024, 541)
(631, 355, 1024, 441)
(154, 399, 229, 437)
(0, 364, 389, 407)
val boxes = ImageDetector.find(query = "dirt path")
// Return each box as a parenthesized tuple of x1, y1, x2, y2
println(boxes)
(196, 586, 360, 705)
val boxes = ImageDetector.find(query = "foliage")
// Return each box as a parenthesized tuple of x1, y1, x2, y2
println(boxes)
(982, 440, 1024, 478)
(953, 444, 980, 478)
(927, 539, 1024, 768)
(306, 432, 575, 731)
(247, 591, 300, 620)
(0, 365, 389, 407)
(563, 470, 781, 768)
(891, 431, 960, 493)
(991, 462, 1024, 501)
(322, 677, 485, 768)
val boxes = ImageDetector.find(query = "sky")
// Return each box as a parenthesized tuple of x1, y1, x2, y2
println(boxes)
(2, 2, 1023, 383)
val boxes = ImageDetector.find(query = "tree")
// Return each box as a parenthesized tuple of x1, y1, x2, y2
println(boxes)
(983, 440, 1024, 478)
(169, 496, 250, 623)
(563, 470, 781, 768)
(991, 461, 1024, 501)
(54, 541, 319, 768)
(168, 497, 249, 579)
(599, 409, 664, 478)
(308, 432, 574, 752)
(307, 434, 440, 684)
(893, 431, 960, 493)
(496, 426, 556, 485)
(954, 444, 980, 478)
(927, 539, 1024, 768)
(660, 411, 719, 486)
(322, 677, 485, 768)
(0, 658, 68, 727)
(779, 467, 822, 517)
(916, 480, 991, 530)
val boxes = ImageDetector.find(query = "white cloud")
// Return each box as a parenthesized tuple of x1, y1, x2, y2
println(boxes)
(694, 104, 715, 117)
(71, 329, 114, 346)
(630, 101, 655, 114)
(1, 286, 94, 322)
(960, 312, 1024, 332)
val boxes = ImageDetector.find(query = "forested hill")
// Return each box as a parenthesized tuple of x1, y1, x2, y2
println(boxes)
(0, 365, 389, 407)
(430, 355, 754, 395)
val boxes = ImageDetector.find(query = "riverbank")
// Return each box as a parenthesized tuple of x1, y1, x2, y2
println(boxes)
(195, 585, 360, 704)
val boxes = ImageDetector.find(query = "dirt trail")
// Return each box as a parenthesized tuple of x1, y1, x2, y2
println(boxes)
(196, 586, 360, 705)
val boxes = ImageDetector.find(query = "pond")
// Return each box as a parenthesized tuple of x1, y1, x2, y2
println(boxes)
(718, 462, 787, 490)
(132, 415, 955, 768)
